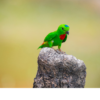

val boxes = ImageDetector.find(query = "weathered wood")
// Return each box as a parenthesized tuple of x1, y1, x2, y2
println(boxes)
(33, 48, 86, 88)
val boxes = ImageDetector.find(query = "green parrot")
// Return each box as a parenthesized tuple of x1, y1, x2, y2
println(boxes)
(38, 24, 70, 51)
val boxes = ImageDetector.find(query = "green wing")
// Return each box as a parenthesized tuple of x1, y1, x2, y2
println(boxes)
(44, 31, 57, 42)
(62, 35, 67, 43)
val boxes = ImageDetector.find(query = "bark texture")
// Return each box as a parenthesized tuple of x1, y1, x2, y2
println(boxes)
(33, 47, 86, 88)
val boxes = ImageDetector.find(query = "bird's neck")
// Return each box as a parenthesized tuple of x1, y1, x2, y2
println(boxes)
(56, 30, 61, 36)
(56, 30, 65, 36)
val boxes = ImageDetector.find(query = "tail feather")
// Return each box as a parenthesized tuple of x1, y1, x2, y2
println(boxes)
(38, 41, 48, 49)
(38, 42, 44, 49)
(37, 45, 43, 49)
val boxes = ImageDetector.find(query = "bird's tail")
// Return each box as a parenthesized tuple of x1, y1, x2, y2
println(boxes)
(37, 45, 43, 49)
(37, 42, 45, 49)
(38, 41, 48, 49)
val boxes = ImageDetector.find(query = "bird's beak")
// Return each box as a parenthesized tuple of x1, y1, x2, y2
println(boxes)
(65, 31, 69, 35)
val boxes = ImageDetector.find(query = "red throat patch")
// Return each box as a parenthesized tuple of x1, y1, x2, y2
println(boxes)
(60, 34, 66, 40)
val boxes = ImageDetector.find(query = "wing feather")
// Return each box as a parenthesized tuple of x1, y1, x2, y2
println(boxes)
(44, 31, 57, 42)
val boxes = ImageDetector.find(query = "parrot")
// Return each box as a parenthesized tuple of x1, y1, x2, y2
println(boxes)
(38, 24, 70, 52)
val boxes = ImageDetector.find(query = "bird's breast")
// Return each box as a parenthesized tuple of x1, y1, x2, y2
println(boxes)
(59, 34, 66, 40)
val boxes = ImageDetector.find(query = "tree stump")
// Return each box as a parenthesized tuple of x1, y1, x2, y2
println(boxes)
(33, 47, 86, 88)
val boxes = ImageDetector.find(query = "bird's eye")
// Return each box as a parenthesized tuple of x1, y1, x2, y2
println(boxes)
(62, 28, 64, 30)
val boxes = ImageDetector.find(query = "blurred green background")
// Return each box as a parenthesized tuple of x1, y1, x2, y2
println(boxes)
(0, 0, 100, 88)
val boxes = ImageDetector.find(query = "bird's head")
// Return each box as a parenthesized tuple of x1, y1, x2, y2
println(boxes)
(57, 24, 70, 35)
